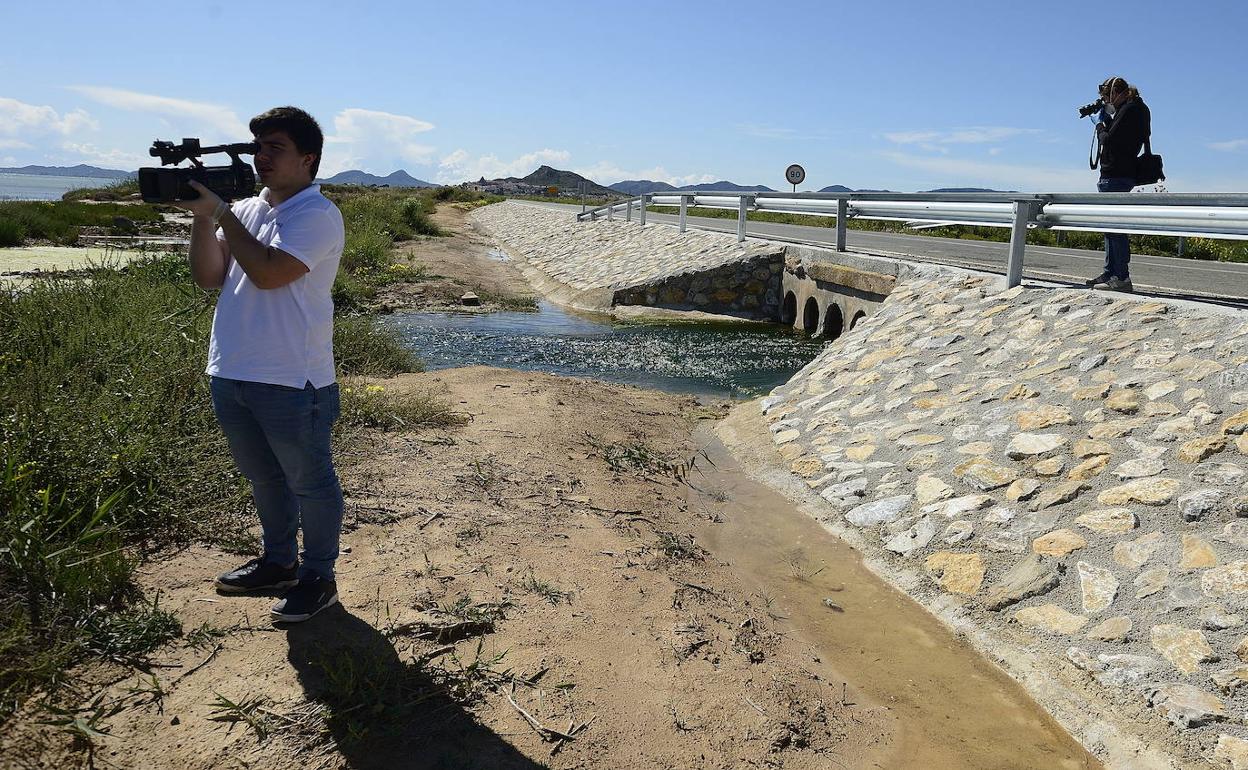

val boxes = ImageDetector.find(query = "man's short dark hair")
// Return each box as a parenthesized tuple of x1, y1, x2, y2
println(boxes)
(249, 106, 324, 180)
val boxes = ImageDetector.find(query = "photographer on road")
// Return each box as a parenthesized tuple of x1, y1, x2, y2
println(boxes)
(1086, 76, 1151, 293)
(179, 106, 346, 623)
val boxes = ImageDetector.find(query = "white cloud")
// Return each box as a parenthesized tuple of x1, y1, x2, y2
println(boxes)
(0, 138, 32, 150)
(323, 108, 436, 175)
(436, 148, 571, 184)
(68, 86, 247, 138)
(884, 127, 1042, 145)
(570, 160, 716, 187)
(736, 123, 798, 140)
(0, 96, 97, 137)
(59, 142, 148, 170)
(881, 151, 1088, 191)
(1209, 138, 1248, 152)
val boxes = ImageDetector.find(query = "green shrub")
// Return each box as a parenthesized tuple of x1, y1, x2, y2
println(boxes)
(334, 315, 421, 377)
(0, 200, 162, 245)
(0, 219, 23, 247)
(61, 178, 141, 202)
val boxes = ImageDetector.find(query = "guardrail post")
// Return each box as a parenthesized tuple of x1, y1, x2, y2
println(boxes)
(737, 196, 751, 242)
(607, 202, 614, 221)
(1006, 200, 1041, 288)
(836, 198, 848, 252)
(679, 194, 689, 233)
(625, 197, 633, 222)
(639, 194, 648, 226)
(1177, 236, 1186, 257)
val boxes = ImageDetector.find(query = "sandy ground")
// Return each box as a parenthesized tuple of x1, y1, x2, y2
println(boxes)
(1, 202, 1104, 769)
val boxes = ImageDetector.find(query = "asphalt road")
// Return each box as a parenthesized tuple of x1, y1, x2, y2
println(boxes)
(519, 201, 1248, 308)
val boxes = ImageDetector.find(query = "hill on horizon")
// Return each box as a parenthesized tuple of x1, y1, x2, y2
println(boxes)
(0, 164, 134, 179)
(500, 165, 616, 196)
(317, 169, 436, 188)
(609, 180, 776, 195)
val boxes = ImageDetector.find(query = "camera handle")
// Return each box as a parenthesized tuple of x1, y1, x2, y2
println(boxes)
(1087, 116, 1101, 171)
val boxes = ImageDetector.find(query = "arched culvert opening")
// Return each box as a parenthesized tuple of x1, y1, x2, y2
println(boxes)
(780, 291, 797, 325)
(823, 302, 844, 340)
(850, 310, 867, 330)
(802, 297, 820, 334)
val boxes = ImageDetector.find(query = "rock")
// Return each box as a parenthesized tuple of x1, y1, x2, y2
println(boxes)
(1211, 666, 1248, 694)
(944, 520, 974, 544)
(1005, 478, 1041, 502)
(924, 552, 985, 595)
(1073, 384, 1111, 401)
(1073, 439, 1113, 458)
(1079, 561, 1119, 613)
(1180, 534, 1219, 570)
(954, 457, 1019, 491)
(1067, 455, 1109, 481)
(774, 429, 800, 444)
(1146, 683, 1226, 728)
(1088, 419, 1147, 440)
(1145, 380, 1177, 401)
(1088, 616, 1133, 642)
(1202, 562, 1248, 602)
(1031, 480, 1088, 511)
(1134, 568, 1170, 599)
(1075, 508, 1137, 534)
(1150, 625, 1218, 674)
(983, 505, 1015, 524)
(1114, 458, 1165, 480)
(1097, 477, 1181, 506)
(1032, 457, 1066, 477)
(1239, 435, 1248, 454)
(844, 445, 877, 462)
(1151, 416, 1199, 442)
(897, 433, 946, 448)
(1180, 488, 1223, 521)
(1015, 405, 1075, 430)
(1216, 522, 1248, 548)
(820, 477, 869, 506)
(790, 456, 825, 478)
(1223, 408, 1248, 435)
(1003, 384, 1039, 401)
(1106, 389, 1141, 414)
(1078, 354, 1108, 372)
(1192, 463, 1246, 486)
(1067, 646, 1103, 673)
(1095, 653, 1160, 687)
(884, 516, 937, 555)
(983, 553, 1060, 610)
(1178, 435, 1227, 463)
(914, 475, 956, 505)
(1014, 604, 1088, 635)
(459, 292, 480, 306)
(845, 495, 913, 527)
(1114, 532, 1165, 569)
(1006, 433, 1067, 459)
(1201, 605, 1244, 631)
(1214, 734, 1248, 770)
(923, 494, 993, 518)
(1033, 529, 1087, 557)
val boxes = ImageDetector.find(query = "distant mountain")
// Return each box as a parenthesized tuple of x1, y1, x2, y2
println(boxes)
(818, 184, 853, 193)
(923, 187, 1012, 193)
(511, 165, 616, 196)
(679, 181, 775, 192)
(318, 169, 435, 187)
(609, 180, 678, 195)
(0, 164, 133, 179)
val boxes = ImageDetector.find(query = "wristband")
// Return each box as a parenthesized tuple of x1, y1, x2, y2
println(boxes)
(211, 200, 229, 225)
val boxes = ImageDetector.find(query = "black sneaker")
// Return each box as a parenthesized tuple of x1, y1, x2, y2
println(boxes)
(215, 557, 299, 594)
(271, 576, 339, 623)
(1094, 277, 1134, 293)
(1085, 272, 1111, 288)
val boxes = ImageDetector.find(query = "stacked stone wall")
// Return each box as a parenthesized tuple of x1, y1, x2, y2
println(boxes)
(762, 272, 1248, 767)
(612, 255, 783, 318)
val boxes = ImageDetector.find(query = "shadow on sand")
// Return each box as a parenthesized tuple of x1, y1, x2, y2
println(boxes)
(285, 607, 546, 770)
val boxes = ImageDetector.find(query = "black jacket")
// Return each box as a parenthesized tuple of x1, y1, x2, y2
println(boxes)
(1099, 98, 1151, 179)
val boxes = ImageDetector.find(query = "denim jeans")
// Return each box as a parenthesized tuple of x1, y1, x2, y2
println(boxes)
(210, 377, 343, 581)
(1098, 177, 1135, 280)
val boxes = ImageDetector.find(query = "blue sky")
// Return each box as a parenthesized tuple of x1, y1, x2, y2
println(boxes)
(1, 0, 1244, 191)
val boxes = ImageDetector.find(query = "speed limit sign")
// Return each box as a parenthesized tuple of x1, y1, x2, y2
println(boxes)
(785, 164, 805, 190)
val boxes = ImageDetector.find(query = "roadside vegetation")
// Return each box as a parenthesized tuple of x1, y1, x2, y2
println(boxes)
(649, 204, 1248, 264)
(510, 194, 620, 208)
(0, 184, 489, 724)
(0, 200, 164, 247)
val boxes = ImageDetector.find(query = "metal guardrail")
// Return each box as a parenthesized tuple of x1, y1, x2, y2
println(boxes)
(576, 190, 1248, 288)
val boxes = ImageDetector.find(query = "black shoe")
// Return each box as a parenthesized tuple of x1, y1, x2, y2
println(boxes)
(215, 557, 299, 594)
(1085, 272, 1111, 288)
(271, 576, 339, 623)
(1094, 277, 1134, 293)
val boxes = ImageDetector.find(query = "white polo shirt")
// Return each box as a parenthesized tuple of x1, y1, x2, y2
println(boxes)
(206, 185, 344, 389)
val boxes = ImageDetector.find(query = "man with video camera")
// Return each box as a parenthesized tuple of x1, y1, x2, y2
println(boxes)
(1085, 76, 1151, 293)
(178, 106, 346, 623)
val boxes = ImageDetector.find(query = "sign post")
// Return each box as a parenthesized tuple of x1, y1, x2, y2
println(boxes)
(785, 164, 806, 193)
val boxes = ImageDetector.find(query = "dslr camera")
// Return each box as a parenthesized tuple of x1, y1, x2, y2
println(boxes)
(138, 138, 258, 203)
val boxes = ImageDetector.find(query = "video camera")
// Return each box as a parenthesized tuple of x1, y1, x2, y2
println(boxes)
(1077, 99, 1104, 119)
(138, 138, 258, 203)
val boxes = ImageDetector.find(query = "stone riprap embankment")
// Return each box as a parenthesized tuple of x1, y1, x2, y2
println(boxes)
(762, 274, 1248, 768)
(472, 202, 784, 317)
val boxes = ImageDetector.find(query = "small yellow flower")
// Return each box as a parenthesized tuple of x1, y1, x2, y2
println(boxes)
(365, 385, 385, 394)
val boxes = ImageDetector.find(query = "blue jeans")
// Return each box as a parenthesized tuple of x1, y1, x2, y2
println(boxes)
(1098, 177, 1135, 280)
(210, 377, 343, 581)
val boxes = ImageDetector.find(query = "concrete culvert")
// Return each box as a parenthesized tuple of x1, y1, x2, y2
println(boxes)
(781, 291, 797, 325)
(823, 303, 844, 340)
(850, 309, 867, 329)
(802, 297, 820, 334)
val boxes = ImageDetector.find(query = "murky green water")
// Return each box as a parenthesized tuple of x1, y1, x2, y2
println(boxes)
(382, 301, 829, 399)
